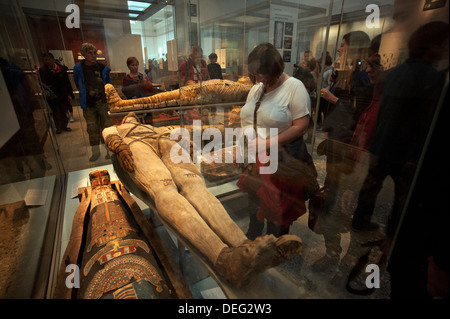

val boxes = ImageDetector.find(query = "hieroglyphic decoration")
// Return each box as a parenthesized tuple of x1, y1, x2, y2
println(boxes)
(83, 239, 150, 276)
(160, 179, 173, 186)
(86, 199, 135, 252)
(84, 254, 165, 299)
(109, 279, 161, 299)
(79, 169, 173, 299)
(113, 282, 138, 299)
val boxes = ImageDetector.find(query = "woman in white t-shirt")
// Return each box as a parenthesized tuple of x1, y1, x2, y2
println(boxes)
(237, 43, 319, 238)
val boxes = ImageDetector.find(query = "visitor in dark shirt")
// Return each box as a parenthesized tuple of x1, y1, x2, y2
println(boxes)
(207, 52, 223, 80)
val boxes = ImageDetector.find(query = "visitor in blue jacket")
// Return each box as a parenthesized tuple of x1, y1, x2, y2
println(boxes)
(73, 43, 112, 161)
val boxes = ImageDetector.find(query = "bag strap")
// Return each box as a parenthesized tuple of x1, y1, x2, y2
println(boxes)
(245, 85, 265, 171)
(253, 85, 266, 132)
(185, 59, 207, 82)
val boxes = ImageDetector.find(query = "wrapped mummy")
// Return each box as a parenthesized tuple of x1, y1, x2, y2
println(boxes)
(103, 113, 302, 288)
(105, 79, 252, 113)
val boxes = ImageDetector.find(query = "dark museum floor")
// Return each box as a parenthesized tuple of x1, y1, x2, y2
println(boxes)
(6, 105, 393, 298)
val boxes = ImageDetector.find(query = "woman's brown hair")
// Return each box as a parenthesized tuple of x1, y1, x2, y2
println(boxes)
(248, 43, 284, 86)
(126, 56, 139, 66)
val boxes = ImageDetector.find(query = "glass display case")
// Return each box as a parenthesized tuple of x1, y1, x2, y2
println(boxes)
(0, 0, 448, 300)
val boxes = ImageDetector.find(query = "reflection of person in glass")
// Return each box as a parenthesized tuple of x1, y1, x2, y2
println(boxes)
(323, 53, 386, 282)
(314, 31, 372, 270)
(0, 57, 48, 182)
(319, 31, 372, 212)
(73, 43, 112, 162)
(354, 21, 448, 299)
(39, 52, 74, 134)
(352, 22, 447, 233)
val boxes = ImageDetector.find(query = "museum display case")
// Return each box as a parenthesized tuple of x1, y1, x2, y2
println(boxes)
(0, 0, 448, 300)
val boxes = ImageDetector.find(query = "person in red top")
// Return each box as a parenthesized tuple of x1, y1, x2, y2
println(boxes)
(122, 56, 154, 99)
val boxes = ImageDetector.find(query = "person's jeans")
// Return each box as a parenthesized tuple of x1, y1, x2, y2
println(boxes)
(83, 101, 112, 146)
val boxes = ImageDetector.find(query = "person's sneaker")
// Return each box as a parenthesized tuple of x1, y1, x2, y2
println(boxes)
(70, 116, 75, 122)
(352, 221, 379, 232)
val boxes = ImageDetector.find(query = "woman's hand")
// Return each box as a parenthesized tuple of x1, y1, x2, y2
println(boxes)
(320, 88, 339, 104)
(132, 75, 140, 84)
